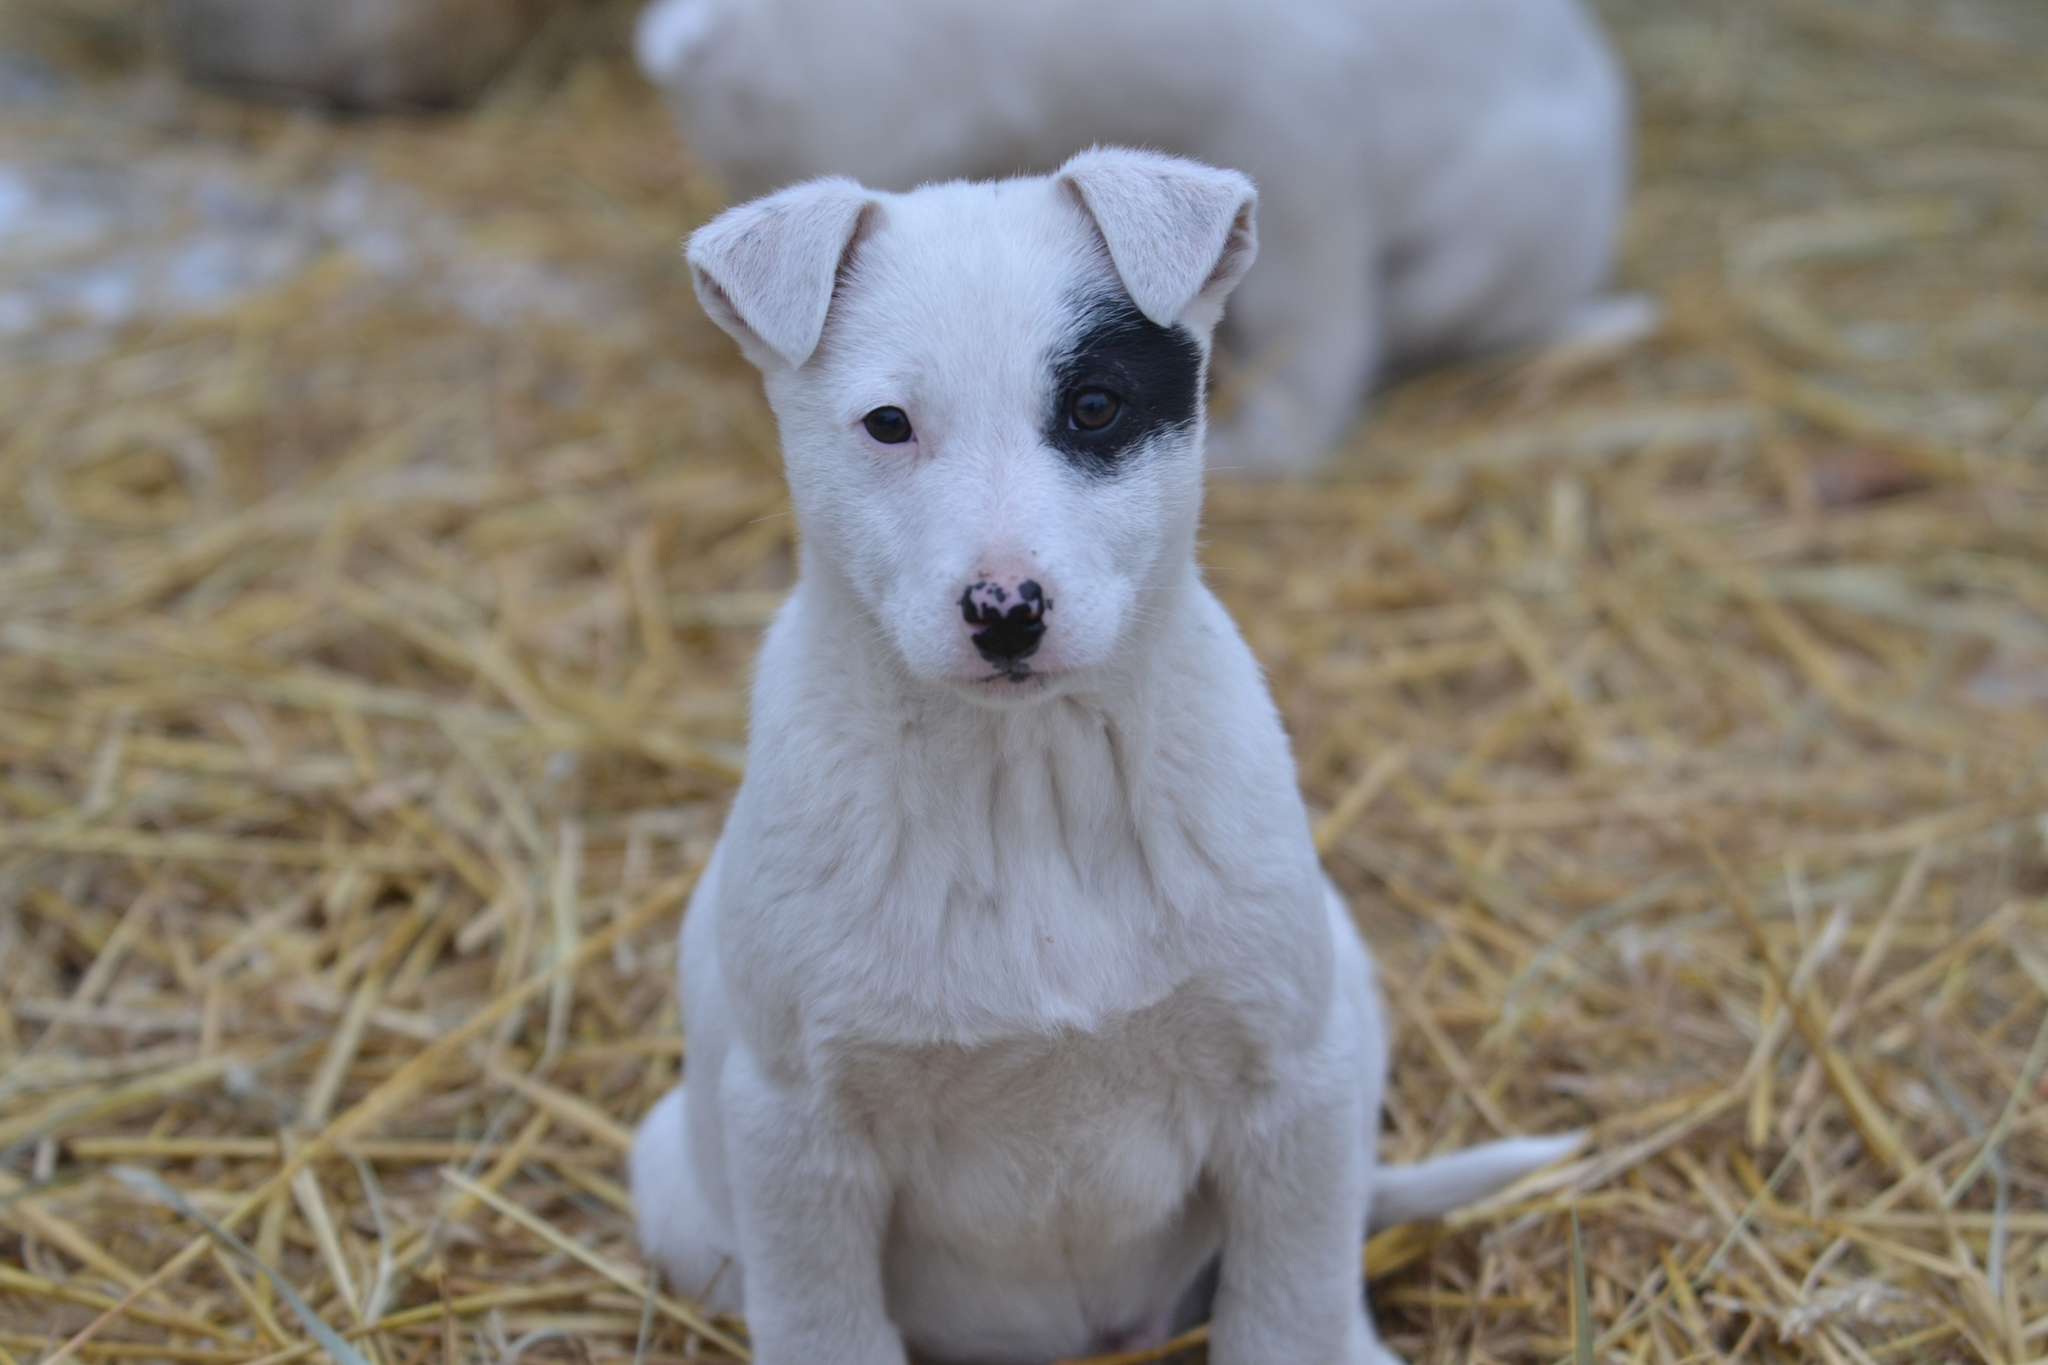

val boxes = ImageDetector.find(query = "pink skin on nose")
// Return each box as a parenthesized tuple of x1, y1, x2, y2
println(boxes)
(957, 576, 1051, 675)
(959, 579, 1041, 620)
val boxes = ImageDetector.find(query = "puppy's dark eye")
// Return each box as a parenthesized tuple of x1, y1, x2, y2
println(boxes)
(862, 406, 914, 444)
(1068, 388, 1121, 432)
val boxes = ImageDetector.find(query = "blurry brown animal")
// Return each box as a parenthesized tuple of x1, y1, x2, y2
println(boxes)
(169, 0, 556, 109)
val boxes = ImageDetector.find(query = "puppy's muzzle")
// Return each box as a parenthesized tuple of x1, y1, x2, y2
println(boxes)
(959, 578, 1048, 673)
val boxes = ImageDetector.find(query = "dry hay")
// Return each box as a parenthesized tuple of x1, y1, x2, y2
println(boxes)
(2, 1, 2047, 1362)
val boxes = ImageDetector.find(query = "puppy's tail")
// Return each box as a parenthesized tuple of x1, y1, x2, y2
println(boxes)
(1368, 1132, 1585, 1232)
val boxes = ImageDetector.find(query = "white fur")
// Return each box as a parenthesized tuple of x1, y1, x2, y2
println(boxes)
(634, 0, 1631, 471)
(629, 150, 1579, 1365)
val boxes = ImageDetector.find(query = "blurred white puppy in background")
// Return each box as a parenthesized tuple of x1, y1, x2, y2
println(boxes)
(628, 147, 1579, 1365)
(635, 0, 1638, 472)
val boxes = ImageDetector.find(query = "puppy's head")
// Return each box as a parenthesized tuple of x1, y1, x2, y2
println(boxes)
(687, 148, 1256, 705)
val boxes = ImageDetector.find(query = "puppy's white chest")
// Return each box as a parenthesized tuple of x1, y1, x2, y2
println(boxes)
(731, 691, 1279, 1048)
(837, 982, 1249, 1260)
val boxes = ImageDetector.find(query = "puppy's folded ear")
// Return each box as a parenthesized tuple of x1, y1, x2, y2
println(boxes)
(1058, 147, 1258, 335)
(685, 177, 876, 371)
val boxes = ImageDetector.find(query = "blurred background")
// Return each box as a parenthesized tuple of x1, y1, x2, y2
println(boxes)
(0, 2, 2045, 1363)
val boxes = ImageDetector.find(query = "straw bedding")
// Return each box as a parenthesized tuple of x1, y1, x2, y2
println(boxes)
(1, 1, 2045, 1361)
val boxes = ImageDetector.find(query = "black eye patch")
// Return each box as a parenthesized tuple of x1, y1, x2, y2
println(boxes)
(1045, 293, 1202, 477)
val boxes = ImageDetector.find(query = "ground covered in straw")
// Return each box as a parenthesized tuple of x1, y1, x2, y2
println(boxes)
(2, 2, 2046, 1362)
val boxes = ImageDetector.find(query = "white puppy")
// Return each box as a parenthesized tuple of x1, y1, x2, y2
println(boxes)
(633, 0, 1634, 472)
(628, 149, 1579, 1365)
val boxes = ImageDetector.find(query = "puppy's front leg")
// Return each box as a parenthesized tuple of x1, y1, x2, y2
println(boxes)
(1209, 1085, 1391, 1365)
(722, 1050, 904, 1365)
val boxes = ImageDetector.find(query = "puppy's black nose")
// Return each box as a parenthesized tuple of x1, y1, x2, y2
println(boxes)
(960, 578, 1048, 666)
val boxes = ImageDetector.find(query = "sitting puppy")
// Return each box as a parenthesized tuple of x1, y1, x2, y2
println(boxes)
(628, 149, 1579, 1365)
(634, 0, 1635, 472)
